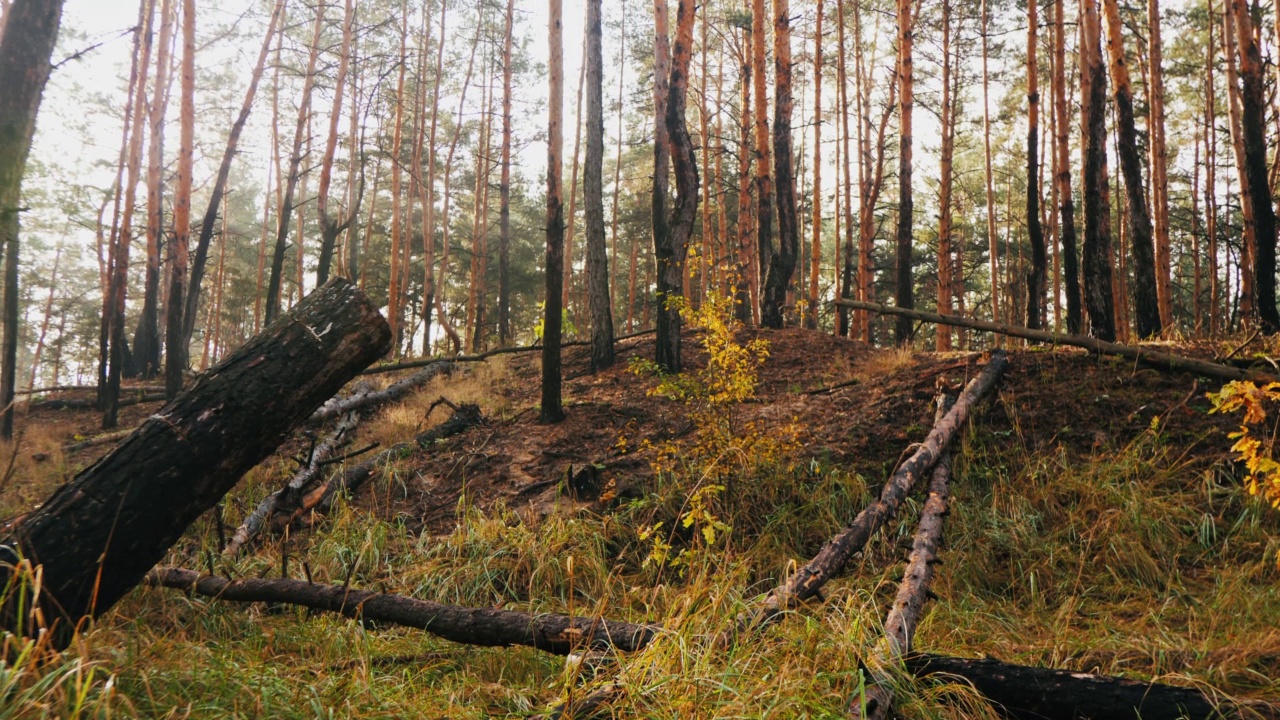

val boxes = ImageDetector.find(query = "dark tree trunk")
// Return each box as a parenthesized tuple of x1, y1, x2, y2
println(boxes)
(1053, 0, 1082, 334)
(893, 0, 915, 344)
(1025, 0, 1046, 330)
(762, 0, 797, 329)
(585, 0, 614, 370)
(498, 0, 513, 346)
(541, 0, 565, 424)
(1080, 0, 1117, 341)
(751, 0, 774, 319)
(0, 279, 390, 649)
(652, 0, 674, 357)
(0, 0, 65, 439)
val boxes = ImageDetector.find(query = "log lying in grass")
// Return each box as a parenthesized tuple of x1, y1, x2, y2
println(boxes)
(727, 352, 1008, 642)
(836, 299, 1277, 384)
(904, 654, 1233, 720)
(146, 567, 655, 655)
(275, 400, 483, 531)
(223, 410, 362, 557)
(855, 404, 955, 720)
(311, 360, 455, 423)
(30, 392, 167, 411)
(0, 279, 391, 649)
(359, 328, 656, 375)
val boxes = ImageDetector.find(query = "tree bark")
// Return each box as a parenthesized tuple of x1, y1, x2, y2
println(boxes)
(651, 0, 675, 360)
(314, 0, 356, 288)
(1205, 0, 1220, 336)
(385, 4, 408, 353)
(586, 0, 614, 371)
(1148, 0, 1172, 329)
(892, 0, 915, 345)
(1080, 0, 1117, 341)
(937, 0, 954, 351)
(762, 0, 797, 329)
(981, 0, 1000, 334)
(0, 279, 390, 649)
(1025, 0, 1046, 331)
(1053, 0, 1082, 335)
(542, 0, 566, 424)
(1101, 0, 1161, 339)
(164, 0, 195, 400)
(808, 0, 823, 330)
(836, 0, 854, 336)
(1229, 0, 1279, 331)
(1223, 6, 1255, 326)
(146, 567, 655, 656)
(751, 0, 774, 322)
(498, 0, 514, 346)
(656, 0, 699, 373)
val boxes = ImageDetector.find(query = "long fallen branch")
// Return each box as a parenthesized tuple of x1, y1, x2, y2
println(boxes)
(836, 299, 1277, 384)
(223, 410, 362, 557)
(854, 409, 955, 720)
(31, 392, 167, 411)
(311, 361, 455, 423)
(725, 352, 1007, 643)
(360, 329, 656, 375)
(146, 567, 655, 655)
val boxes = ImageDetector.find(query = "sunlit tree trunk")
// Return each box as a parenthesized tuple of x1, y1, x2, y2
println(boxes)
(836, 0, 854, 337)
(652, 0, 672, 337)
(1223, 6, 1255, 325)
(136, 0, 175, 380)
(808, 0, 823, 330)
(542, 0, 566, 424)
(315, 0, 355, 288)
(163, 0, 195, 399)
(763, 0, 797, 328)
(892, 0, 914, 345)
(1053, 0, 1082, 334)
(1148, 0, 1172, 329)
(586, 0, 614, 369)
(1080, 0, 1117, 341)
(937, 0, 954, 351)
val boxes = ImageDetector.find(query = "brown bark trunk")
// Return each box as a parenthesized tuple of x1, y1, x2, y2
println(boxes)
(586, 0, 615, 370)
(734, 16, 755, 325)
(751, 0, 774, 322)
(164, 0, 195, 400)
(652, 0, 673, 352)
(763, 0, 797, 329)
(1148, 0, 1173, 329)
(836, 0, 854, 336)
(1054, 0, 1082, 335)
(891, 0, 914, 344)
(982, 0, 1000, 335)
(542, 0, 566, 423)
(808, 0, 823, 331)
(1026, 0, 1047, 331)
(1223, 7, 1256, 325)
(0, 279, 390, 649)
(937, 0, 954, 351)
(498, 0, 513, 346)
(1101, 0, 1161, 339)
(1206, 0, 1220, 336)
(314, 0, 355, 288)
(387, 5, 408, 353)
(1080, 0, 1117, 341)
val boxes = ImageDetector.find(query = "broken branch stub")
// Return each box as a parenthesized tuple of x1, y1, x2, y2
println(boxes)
(0, 278, 391, 648)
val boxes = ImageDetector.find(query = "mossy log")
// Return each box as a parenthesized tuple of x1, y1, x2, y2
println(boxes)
(0, 279, 391, 648)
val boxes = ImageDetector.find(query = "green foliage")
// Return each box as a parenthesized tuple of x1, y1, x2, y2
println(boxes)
(532, 302, 578, 342)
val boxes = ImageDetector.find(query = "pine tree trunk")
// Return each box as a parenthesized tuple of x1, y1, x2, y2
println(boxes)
(735, 16, 755, 325)
(1148, 0, 1172, 329)
(386, 5, 409, 353)
(1101, 0, 1161, 339)
(314, 0, 354, 288)
(164, 0, 195, 400)
(652, 0, 674, 358)
(937, 0, 954, 351)
(585, 0, 614, 370)
(1054, 0, 1083, 335)
(1026, 0, 1047, 331)
(1080, 0, 1117, 341)
(836, 0, 854, 337)
(498, 0, 513, 346)
(807, 0, 823, 331)
(1223, 7, 1256, 325)
(542, 0, 566, 424)
(982, 0, 1000, 333)
(763, 0, 797, 329)
(1206, 0, 1220, 336)
(751, 0, 774, 322)
(893, 0, 914, 345)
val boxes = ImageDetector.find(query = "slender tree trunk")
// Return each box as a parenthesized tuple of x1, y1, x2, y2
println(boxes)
(565, 34, 586, 312)
(135, 0, 176, 381)
(1223, 6, 1256, 325)
(937, 0, 954, 351)
(735, 18, 755, 325)
(163, 0, 195, 400)
(1101, 0, 1161, 339)
(893, 0, 914, 345)
(26, 244, 59, 393)
(836, 0, 854, 337)
(419, 0, 445, 355)
(982, 0, 1000, 332)
(698, 10, 712, 302)
(660, 0, 699, 371)
(586, 0, 614, 370)
(386, 4, 409, 353)
(1026, 0, 1046, 331)
(1206, 0, 1220, 336)
(608, 11, 627, 326)
(497, 0, 513, 346)
(315, 0, 355, 288)
(1080, 0, 1117, 341)
(542, 0, 566, 424)
(265, 3, 325, 326)
(808, 0, 823, 331)
(1053, 0, 1082, 334)
(1230, 0, 1279, 331)
(751, 0, 774, 320)
(763, 0, 797, 328)
(652, 0, 672, 346)
(1148, 0, 1172, 329)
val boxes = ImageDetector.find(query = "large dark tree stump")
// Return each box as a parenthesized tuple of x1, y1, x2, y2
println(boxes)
(0, 278, 391, 648)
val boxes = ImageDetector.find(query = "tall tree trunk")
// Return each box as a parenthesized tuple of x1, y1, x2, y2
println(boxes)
(164, 0, 195, 400)
(1080, 0, 1117, 341)
(652, 0, 672, 347)
(315, 0, 355, 288)
(1229, 0, 1279, 331)
(1206, 0, 1220, 336)
(836, 0, 854, 337)
(735, 17, 755, 325)
(1054, 0, 1082, 334)
(763, 0, 797, 328)
(1148, 0, 1172, 329)
(565, 33, 586, 314)
(808, 0, 823, 331)
(1026, 0, 1046, 331)
(265, 3, 325, 326)
(1223, 6, 1255, 325)
(497, 0, 513, 346)
(751, 0, 774, 321)
(660, 0, 699, 372)
(26, 244, 59, 393)
(542, 0, 566, 424)
(135, 0, 176, 381)
(982, 0, 1000, 332)
(101, 0, 154, 428)
(586, 0, 614, 370)
(893, 0, 914, 345)
(386, 4, 408, 353)
(937, 0, 954, 351)
(1101, 0, 1161, 339)
(420, 0, 446, 356)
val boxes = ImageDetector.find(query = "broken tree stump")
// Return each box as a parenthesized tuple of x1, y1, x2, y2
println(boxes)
(0, 279, 391, 648)
(726, 353, 1007, 643)
(146, 567, 655, 655)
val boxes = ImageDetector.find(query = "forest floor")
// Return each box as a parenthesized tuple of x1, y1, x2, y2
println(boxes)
(4, 326, 1280, 718)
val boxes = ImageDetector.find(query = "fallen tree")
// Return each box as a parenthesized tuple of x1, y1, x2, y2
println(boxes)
(726, 352, 1008, 643)
(836, 299, 1276, 384)
(855, 403, 956, 720)
(311, 360, 455, 423)
(146, 567, 655, 655)
(360, 328, 656, 375)
(0, 279, 391, 648)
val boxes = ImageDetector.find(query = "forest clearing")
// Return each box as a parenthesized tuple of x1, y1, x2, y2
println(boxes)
(1, 0, 1280, 716)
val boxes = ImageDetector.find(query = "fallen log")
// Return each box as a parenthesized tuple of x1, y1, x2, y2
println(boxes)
(223, 410, 362, 557)
(360, 328, 656, 375)
(727, 352, 1008, 643)
(311, 360, 455, 423)
(903, 654, 1236, 720)
(0, 279, 391, 648)
(836, 299, 1277, 384)
(276, 400, 483, 531)
(29, 392, 167, 411)
(61, 428, 134, 453)
(146, 567, 655, 655)
(855, 406, 955, 720)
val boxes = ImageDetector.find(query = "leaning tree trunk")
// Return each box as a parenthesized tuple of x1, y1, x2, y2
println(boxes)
(762, 0, 797, 329)
(656, 0, 699, 373)
(1101, 0, 1161, 339)
(0, 0, 64, 440)
(0, 279, 390, 649)
(1080, 0, 1117, 341)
